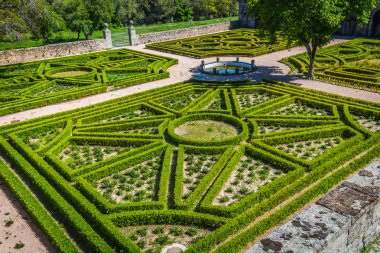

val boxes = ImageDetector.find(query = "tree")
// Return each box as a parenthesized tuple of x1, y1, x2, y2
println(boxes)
(249, 0, 378, 79)
(215, 0, 237, 18)
(149, 0, 177, 23)
(0, 0, 28, 42)
(62, 0, 90, 40)
(0, 0, 64, 42)
(83, 0, 114, 39)
(193, 0, 217, 18)
(174, 0, 193, 22)
(25, 0, 65, 41)
(62, 0, 114, 40)
(113, 0, 148, 25)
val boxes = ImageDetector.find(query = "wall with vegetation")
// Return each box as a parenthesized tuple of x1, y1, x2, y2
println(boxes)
(138, 21, 239, 45)
(0, 39, 112, 66)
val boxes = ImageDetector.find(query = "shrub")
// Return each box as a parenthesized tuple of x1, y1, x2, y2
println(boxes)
(0, 80, 378, 253)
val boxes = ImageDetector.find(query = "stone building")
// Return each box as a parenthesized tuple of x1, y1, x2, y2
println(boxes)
(238, 1, 380, 37)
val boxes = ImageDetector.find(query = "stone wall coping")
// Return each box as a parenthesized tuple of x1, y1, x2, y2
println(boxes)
(246, 158, 380, 253)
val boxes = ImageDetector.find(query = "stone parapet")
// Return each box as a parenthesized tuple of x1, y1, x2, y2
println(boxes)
(246, 158, 380, 253)
(137, 21, 239, 45)
(0, 39, 111, 66)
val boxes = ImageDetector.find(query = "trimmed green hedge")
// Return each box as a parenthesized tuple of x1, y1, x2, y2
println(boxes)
(0, 159, 79, 253)
(0, 48, 178, 116)
(285, 38, 380, 92)
(146, 28, 295, 58)
(0, 80, 378, 253)
(167, 113, 249, 146)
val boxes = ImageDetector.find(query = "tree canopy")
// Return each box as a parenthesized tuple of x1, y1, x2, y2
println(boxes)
(249, 0, 378, 79)
(0, 0, 65, 42)
(0, 0, 238, 43)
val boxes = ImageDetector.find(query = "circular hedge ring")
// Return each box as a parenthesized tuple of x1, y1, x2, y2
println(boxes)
(45, 66, 97, 80)
(167, 113, 249, 146)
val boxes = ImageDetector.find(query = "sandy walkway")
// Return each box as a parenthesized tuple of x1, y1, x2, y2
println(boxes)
(0, 180, 56, 253)
(0, 37, 379, 127)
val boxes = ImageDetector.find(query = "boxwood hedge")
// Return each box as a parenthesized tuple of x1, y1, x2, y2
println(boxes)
(0, 48, 177, 116)
(146, 28, 294, 58)
(284, 38, 380, 92)
(0, 80, 378, 253)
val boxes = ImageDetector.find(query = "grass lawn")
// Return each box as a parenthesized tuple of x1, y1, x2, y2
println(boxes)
(174, 120, 239, 141)
(0, 17, 237, 51)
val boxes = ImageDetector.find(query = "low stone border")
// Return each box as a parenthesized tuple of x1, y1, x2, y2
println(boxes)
(246, 158, 380, 253)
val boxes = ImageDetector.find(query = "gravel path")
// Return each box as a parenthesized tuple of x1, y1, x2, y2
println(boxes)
(0, 180, 56, 253)
(0, 37, 379, 127)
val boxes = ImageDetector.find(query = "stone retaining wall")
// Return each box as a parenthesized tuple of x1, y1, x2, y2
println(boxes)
(0, 38, 112, 66)
(246, 158, 380, 253)
(138, 21, 239, 45)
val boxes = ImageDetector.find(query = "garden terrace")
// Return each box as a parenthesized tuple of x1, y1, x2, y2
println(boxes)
(146, 29, 293, 58)
(0, 80, 379, 253)
(284, 38, 380, 93)
(0, 48, 177, 116)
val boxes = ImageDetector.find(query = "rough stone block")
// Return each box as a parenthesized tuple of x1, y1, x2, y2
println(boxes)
(246, 159, 380, 253)
(245, 205, 350, 253)
(317, 182, 378, 219)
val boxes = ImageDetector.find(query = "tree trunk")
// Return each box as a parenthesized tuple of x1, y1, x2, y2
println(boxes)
(307, 54, 315, 80)
(83, 29, 93, 40)
(83, 31, 92, 40)
(306, 37, 319, 80)
(85, 32, 92, 40)
(77, 31, 80, 40)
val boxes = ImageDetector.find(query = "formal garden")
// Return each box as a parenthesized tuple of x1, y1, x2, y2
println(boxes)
(0, 79, 379, 253)
(285, 38, 380, 93)
(146, 29, 292, 58)
(1, 0, 380, 251)
(0, 49, 176, 116)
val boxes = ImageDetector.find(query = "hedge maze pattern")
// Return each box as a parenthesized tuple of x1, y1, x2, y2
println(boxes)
(286, 38, 380, 93)
(146, 29, 292, 58)
(0, 49, 177, 116)
(0, 80, 379, 253)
